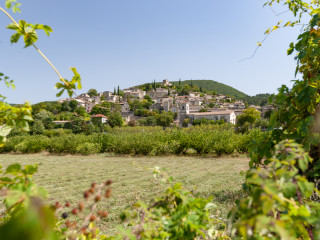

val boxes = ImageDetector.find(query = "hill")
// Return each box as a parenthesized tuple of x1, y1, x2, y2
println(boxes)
(171, 80, 248, 99)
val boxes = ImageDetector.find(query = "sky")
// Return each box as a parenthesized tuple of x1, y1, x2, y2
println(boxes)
(0, 0, 304, 104)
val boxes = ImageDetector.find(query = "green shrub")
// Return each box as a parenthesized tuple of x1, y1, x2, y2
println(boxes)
(188, 131, 213, 154)
(76, 142, 101, 155)
(113, 135, 134, 154)
(212, 130, 237, 156)
(47, 135, 86, 154)
(131, 132, 157, 155)
(43, 128, 72, 137)
(15, 135, 49, 153)
(168, 130, 190, 154)
(0, 136, 28, 153)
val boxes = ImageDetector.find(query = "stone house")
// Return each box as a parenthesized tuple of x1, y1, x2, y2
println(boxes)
(162, 79, 172, 87)
(188, 110, 236, 124)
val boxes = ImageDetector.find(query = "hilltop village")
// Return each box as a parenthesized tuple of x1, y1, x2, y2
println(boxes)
(57, 79, 271, 127)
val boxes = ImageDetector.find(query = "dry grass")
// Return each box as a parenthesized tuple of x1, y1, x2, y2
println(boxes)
(0, 153, 249, 234)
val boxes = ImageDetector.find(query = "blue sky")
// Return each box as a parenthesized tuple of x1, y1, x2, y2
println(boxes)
(0, 0, 302, 103)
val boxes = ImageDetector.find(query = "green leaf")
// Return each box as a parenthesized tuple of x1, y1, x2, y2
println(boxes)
(12, 3, 21, 13)
(56, 89, 64, 97)
(6, 164, 21, 174)
(23, 164, 38, 175)
(0, 125, 12, 137)
(297, 180, 314, 198)
(23, 28, 38, 48)
(298, 157, 308, 172)
(10, 32, 22, 43)
(6, 23, 19, 30)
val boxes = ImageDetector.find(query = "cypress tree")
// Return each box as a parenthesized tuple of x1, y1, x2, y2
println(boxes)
(117, 85, 120, 96)
(114, 88, 116, 95)
(179, 78, 181, 85)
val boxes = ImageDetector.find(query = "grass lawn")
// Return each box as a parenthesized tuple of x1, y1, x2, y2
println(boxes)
(0, 153, 249, 235)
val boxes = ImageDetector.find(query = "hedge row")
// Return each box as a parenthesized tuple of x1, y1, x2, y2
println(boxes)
(1, 126, 269, 156)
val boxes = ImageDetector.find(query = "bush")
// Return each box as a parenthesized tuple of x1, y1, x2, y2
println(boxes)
(0, 136, 28, 153)
(1, 125, 252, 156)
(47, 135, 87, 154)
(15, 135, 49, 153)
(43, 128, 72, 137)
(76, 142, 101, 155)
(30, 120, 45, 135)
(212, 130, 237, 156)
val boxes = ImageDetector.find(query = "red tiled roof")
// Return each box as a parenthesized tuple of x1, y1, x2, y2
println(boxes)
(91, 114, 107, 118)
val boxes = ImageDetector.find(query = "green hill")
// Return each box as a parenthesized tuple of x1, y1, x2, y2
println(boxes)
(171, 80, 248, 99)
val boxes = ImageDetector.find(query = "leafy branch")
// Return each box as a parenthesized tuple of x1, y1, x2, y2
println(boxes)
(0, 4, 81, 98)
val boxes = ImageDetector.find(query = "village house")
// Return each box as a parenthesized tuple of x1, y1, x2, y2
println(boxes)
(188, 105, 203, 112)
(187, 110, 236, 124)
(162, 79, 172, 87)
(146, 90, 167, 99)
(121, 102, 130, 112)
(124, 88, 146, 99)
(90, 114, 108, 124)
(85, 102, 96, 113)
(189, 92, 200, 98)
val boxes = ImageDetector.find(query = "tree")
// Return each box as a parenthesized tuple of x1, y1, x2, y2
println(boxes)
(87, 88, 98, 97)
(236, 108, 260, 127)
(117, 85, 120, 96)
(156, 112, 174, 127)
(30, 120, 45, 135)
(61, 101, 71, 112)
(34, 109, 53, 129)
(232, 1, 320, 239)
(108, 112, 123, 127)
(69, 100, 78, 111)
(70, 117, 88, 134)
(75, 106, 88, 117)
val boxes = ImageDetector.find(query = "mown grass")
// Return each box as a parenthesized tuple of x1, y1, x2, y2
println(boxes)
(0, 154, 248, 235)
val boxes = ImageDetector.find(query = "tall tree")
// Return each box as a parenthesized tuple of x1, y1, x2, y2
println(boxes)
(87, 88, 98, 97)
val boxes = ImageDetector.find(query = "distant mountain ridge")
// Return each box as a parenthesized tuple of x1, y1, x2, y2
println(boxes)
(171, 80, 248, 99)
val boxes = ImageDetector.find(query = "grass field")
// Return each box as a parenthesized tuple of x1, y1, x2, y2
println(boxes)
(0, 153, 249, 235)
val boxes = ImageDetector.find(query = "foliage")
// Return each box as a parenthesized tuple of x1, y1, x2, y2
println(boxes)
(229, 1, 320, 239)
(155, 112, 174, 127)
(244, 93, 271, 106)
(30, 120, 45, 135)
(2, 125, 258, 157)
(0, 161, 55, 239)
(236, 108, 261, 133)
(138, 116, 157, 126)
(108, 112, 123, 128)
(231, 140, 320, 239)
(171, 80, 248, 99)
(87, 88, 98, 97)
(236, 108, 260, 127)
(0, 1, 82, 146)
(119, 179, 230, 239)
(76, 142, 101, 155)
